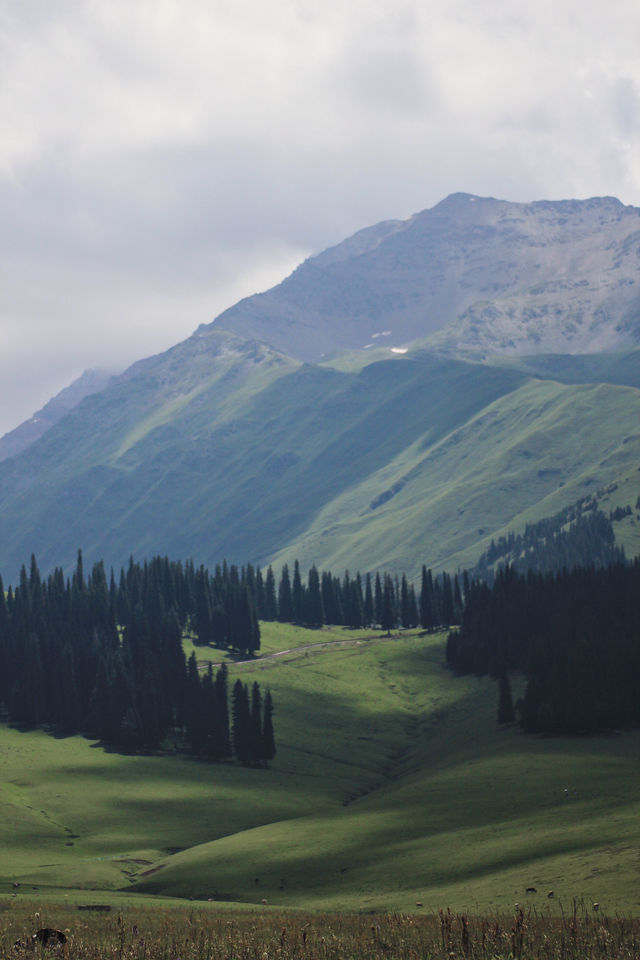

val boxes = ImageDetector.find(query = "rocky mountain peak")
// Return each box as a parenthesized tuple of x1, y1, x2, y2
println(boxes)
(213, 194, 640, 360)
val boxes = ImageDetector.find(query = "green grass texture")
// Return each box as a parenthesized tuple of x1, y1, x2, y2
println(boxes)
(2, 625, 640, 915)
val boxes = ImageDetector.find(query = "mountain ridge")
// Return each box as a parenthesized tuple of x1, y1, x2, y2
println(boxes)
(0, 194, 639, 582)
(0, 368, 116, 463)
(212, 193, 640, 360)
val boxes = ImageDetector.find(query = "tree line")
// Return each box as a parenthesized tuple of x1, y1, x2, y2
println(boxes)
(249, 561, 462, 633)
(0, 552, 274, 762)
(446, 559, 640, 735)
(0, 552, 463, 758)
(473, 505, 626, 584)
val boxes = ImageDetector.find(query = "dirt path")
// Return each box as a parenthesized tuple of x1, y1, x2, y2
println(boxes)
(200, 631, 409, 669)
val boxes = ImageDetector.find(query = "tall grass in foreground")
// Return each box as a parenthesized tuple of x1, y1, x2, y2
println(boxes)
(3, 902, 640, 959)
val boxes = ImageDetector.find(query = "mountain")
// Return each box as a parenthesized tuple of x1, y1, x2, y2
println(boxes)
(0, 195, 639, 583)
(213, 193, 640, 360)
(0, 368, 116, 462)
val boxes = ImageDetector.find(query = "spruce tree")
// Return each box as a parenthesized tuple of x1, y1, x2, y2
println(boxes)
(215, 663, 231, 758)
(292, 561, 304, 624)
(262, 690, 276, 763)
(264, 566, 278, 621)
(380, 575, 396, 636)
(305, 565, 324, 627)
(232, 679, 251, 763)
(363, 573, 374, 627)
(277, 565, 293, 622)
(374, 572, 383, 625)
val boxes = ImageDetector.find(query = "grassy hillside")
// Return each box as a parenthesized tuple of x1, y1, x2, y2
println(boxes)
(1, 331, 639, 584)
(0, 347, 529, 581)
(3, 625, 640, 914)
(272, 377, 640, 576)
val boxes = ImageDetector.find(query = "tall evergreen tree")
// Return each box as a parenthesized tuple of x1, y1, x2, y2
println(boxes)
(232, 679, 251, 763)
(277, 564, 293, 622)
(305, 565, 324, 627)
(263, 566, 278, 621)
(374, 572, 383, 626)
(292, 560, 304, 624)
(262, 690, 276, 763)
(363, 573, 374, 627)
(380, 575, 396, 636)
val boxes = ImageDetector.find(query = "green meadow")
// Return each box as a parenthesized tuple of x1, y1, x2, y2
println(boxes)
(2, 624, 640, 915)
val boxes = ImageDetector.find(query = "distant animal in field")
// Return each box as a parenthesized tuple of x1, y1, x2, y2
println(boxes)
(14, 928, 67, 950)
(525, 886, 537, 893)
(547, 890, 554, 898)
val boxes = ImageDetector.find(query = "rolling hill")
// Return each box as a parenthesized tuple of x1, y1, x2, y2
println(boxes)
(3, 625, 640, 914)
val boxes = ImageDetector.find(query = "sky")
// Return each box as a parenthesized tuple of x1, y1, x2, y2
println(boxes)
(1, 0, 640, 436)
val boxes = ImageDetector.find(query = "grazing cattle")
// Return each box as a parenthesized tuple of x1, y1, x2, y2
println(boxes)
(547, 890, 554, 898)
(415, 902, 423, 907)
(525, 886, 537, 893)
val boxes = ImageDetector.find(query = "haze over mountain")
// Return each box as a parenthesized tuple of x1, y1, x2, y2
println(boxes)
(0, 194, 639, 583)
(0, 368, 115, 463)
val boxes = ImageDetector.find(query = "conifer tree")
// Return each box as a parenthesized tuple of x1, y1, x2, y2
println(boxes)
(277, 564, 293, 622)
(263, 566, 278, 621)
(292, 560, 304, 623)
(363, 573, 374, 627)
(254, 566, 265, 620)
(374, 572, 383, 625)
(380, 575, 396, 635)
(232, 679, 251, 763)
(262, 690, 276, 763)
(305, 565, 324, 627)
(215, 663, 231, 758)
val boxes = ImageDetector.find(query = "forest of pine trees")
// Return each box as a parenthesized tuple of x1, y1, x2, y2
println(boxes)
(2, 542, 636, 750)
(266, 563, 461, 632)
(0, 552, 272, 761)
(473, 505, 626, 583)
(0, 551, 461, 759)
(446, 559, 640, 736)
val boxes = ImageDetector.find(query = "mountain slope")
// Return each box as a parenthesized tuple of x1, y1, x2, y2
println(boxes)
(0, 368, 115, 462)
(0, 339, 530, 580)
(0, 195, 639, 582)
(0, 330, 638, 583)
(271, 376, 640, 576)
(213, 193, 640, 359)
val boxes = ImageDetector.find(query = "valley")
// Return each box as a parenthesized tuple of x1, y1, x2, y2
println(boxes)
(3, 624, 640, 915)
(2, 194, 640, 929)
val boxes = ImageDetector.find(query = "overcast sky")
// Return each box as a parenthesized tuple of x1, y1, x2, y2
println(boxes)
(1, 0, 639, 436)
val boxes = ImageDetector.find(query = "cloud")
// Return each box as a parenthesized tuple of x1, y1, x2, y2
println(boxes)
(1, 0, 640, 434)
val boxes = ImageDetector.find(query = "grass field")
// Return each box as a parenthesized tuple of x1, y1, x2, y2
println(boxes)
(4, 900, 640, 960)
(2, 624, 640, 916)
